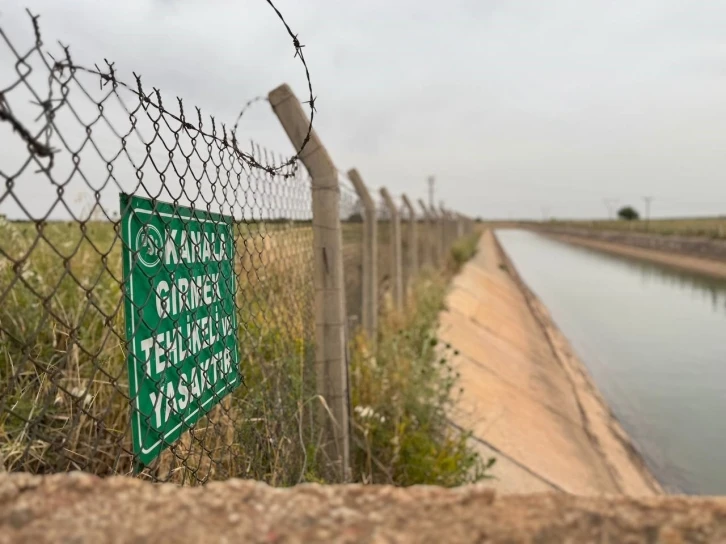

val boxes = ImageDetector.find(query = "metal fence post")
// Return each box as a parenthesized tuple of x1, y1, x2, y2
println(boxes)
(380, 188, 403, 311)
(347, 169, 377, 341)
(268, 83, 350, 482)
(417, 199, 431, 269)
(401, 195, 418, 294)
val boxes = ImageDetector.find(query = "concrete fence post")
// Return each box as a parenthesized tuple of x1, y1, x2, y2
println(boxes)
(380, 188, 403, 311)
(401, 195, 418, 294)
(417, 199, 432, 268)
(441, 206, 453, 251)
(441, 208, 450, 249)
(428, 205, 442, 267)
(433, 205, 446, 266)
(440, 206, 452, 250)
(347, 169, 377, 342)
(268, 83, 350, 482)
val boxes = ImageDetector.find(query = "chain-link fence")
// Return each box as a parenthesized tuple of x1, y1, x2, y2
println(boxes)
(399, 200, 414, 295)
(339, 175, 364, 330)
(1, 9, 477, 486)
(418, 216, 433, 269)
(0, 9, 321, 485)
(376, 201, 393, 310)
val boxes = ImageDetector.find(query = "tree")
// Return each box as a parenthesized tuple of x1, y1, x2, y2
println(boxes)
(346, 212, 364, 223)
(617, 206, 640, 221)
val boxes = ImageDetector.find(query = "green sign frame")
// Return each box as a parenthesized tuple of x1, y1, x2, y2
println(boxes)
(120, 194, 240, 468)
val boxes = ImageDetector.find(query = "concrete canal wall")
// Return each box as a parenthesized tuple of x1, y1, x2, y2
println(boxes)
(535, 226, 726, 280)
(441, 230, 662, 495)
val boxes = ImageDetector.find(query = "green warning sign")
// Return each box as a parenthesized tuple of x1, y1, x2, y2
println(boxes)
(120, 194, 240, 468)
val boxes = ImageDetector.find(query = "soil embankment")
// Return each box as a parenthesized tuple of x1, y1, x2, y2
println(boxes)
(3, 472, 725, 543)
(441, 230, 661, 495)
(536, 227, 726, 280)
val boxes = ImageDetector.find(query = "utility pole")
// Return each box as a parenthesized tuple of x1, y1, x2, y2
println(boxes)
(427, 176, 435, 210)
(643, 196, 653, 231)
(603, 198, 619, 220)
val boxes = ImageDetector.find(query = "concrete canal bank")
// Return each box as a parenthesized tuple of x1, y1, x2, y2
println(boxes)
(536, 227, 726, 281)
(441, 231, 661, 495)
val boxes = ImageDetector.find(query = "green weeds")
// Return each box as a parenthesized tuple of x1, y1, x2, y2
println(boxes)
(450, 231, 481, 272)
(349, 267, 490, 486)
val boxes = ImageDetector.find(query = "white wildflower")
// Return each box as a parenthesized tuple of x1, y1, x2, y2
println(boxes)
(69, 387, 93, 408)
(354, 405, 375, 419)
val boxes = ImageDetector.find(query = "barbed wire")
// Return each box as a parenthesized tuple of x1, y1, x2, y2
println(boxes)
(0, 0, 315, 179)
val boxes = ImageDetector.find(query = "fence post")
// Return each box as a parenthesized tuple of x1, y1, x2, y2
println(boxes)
(347, 169, 377, 342)
(401, 195, 418, 293)
(445, 207, 454, 248)
(439, 205, 451, 252)
(431, 205, 444, 267)
(428, 205, 440, 267)
(417, 199, 431, 268)
(457, 213, 464, 239)
(380, 188, 403, 310)
(268, 83, 350, 482)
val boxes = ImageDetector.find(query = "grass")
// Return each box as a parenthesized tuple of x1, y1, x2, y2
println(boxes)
(542, 217, 726, 239)
(350, 265, 490, 486)
(0, 217, 317, 484)
(450, 231, 481, 272)
(0, 216, 487, 486)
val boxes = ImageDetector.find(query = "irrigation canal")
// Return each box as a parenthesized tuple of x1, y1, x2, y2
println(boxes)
(497, 229, 726, 495)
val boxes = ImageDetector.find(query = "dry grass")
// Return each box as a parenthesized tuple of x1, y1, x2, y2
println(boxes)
(0, 217, 485, 486)
(545, 217, 726, 239)
(0, 218, 316, 484)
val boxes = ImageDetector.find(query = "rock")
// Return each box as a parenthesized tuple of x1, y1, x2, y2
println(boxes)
(1, 473, 725, 543)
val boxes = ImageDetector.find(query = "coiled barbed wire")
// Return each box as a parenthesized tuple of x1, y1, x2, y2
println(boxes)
(0, 0, 315, 178)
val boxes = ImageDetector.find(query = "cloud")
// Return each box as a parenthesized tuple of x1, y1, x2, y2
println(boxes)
(2, 0, 726, 220)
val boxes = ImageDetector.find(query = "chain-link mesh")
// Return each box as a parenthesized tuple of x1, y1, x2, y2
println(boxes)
(339, 175, 363, 331)
(376, 200, 393, 310)
(399, 203, 414, 295)
(1, 9, 478, 489)
(418, 216, 433, 269)
(0, 9, 320, 485)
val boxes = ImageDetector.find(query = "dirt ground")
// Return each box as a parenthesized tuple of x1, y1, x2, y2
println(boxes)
(5, 467, 726, 543)
(441, 230, 661, 495)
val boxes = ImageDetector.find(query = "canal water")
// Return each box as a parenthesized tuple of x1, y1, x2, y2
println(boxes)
(496, 229, 726, 495)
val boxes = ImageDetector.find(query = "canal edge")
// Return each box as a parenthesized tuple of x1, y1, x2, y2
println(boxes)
(492, 230, 665, 495)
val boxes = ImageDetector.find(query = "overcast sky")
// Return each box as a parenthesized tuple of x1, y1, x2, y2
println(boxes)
(2, 0, 726, 219)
